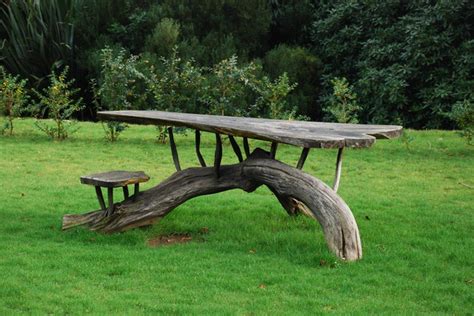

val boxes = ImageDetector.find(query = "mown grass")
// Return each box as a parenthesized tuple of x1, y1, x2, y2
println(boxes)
(0, 118, 472, 314)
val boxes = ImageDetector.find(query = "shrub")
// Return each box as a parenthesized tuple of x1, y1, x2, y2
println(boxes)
(147, 48, 205, 113)
(146, 49, 206, 142)
(323, 77, 360, 123)
(147, 52, 297, 120)
(263, 45, 320, 118)
(155, 0, 272, 62)
(0, 0, 74, 84)
(94, 47, 148, 141)
(33, 67, 83, 140)
(253, 73, 298, 119)
(311, 1, 474, 128)
(145, 18, 181, 58)
(450, 99, 474, 145)
(202, 55, 260, 116)
(0, 67, 29, 135)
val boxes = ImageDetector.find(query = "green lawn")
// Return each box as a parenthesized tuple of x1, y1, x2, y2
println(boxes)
(0, 118, 472, 314)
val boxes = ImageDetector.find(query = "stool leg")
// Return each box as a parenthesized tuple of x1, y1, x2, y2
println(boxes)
(95, 186, 106, 210)
(107, 187, 114, 216)
(133, 183, 139, 199)
(123, 186, 129, 200)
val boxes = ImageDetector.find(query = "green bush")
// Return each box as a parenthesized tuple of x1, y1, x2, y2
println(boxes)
(253, 73, 298, 119)
(311, 0, 474, 128)
(0, 67, 29, 135)
(201, 56, 260, 116)
(450, 99, 474, 145)
(323, 77, 360, 124)
(144, 50, 297, 119)
(0, 0, 74, 85)
(94, 47, 148, 141)
(33, 67, 83, 140)
(145, 18, 181, 58)
(147, 49, 205, 114)
(155, 0, 272, 65)
(264, 44, 320, 118)
(268, 0, 314, 46)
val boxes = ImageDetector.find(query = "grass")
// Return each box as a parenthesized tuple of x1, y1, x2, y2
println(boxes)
(0, 118, 473, 314)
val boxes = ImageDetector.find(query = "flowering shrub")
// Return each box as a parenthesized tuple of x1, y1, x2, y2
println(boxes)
(0, 67, 29, 135)
(94, 48, 148, 141)
(323, 77, 360, 123)
(33, 66, 83, 140)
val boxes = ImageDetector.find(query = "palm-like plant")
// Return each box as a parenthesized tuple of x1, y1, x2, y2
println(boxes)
(0, 0, 75, 86)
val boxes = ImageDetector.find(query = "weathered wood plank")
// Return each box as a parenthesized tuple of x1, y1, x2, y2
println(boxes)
(98, 110, 402, 148)
(81, 171, 149, 188)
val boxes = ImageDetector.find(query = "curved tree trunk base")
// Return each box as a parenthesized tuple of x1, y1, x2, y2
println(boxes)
(63, 148, 362, 261)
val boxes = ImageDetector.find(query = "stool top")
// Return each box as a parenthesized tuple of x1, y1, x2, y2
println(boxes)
(80, 170, 150, 188)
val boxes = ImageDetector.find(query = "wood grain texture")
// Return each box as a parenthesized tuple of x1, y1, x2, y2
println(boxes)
(80, 171, 150, 188)
(98, 110, 402, 148)
(64, 149, 362, 261)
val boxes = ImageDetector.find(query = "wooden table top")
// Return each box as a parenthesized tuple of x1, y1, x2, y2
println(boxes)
(98, 110, 402, 148)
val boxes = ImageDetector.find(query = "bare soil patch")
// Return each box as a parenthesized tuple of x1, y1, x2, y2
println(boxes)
(147, 233, 192, 247)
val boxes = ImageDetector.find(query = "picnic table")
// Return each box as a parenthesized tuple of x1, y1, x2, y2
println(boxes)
(63, 110, 402, 261)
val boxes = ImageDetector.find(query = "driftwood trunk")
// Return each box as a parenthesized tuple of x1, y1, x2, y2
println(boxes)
(63, 148, 362, 261)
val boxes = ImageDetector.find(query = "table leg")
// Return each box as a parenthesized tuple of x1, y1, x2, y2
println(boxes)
(123, 186, 129, 200)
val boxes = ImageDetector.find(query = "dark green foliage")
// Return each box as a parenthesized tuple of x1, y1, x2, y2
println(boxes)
(323, 77, 360, 124)
(147, 50, 206, 114)
(449, 100, 474, 144)
(0, 0, 75, 85)
(1, 0, 473, 130)
(269, 0, 314, 46)
(311, 0, 474, 128)
(0, 67, 29, 135)
(146, 51, 297, 118)
(93, 48, 149, 141)
(156, 0, 273, 64)
(264, 45, 321, 118)
(33, 66, 83, 140)
(145, 18, 181, 58)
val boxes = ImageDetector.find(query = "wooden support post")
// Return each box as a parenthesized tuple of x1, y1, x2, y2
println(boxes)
(270, 142, 278, 159)
(94, 186, 106, 210)
(243, 137, 250, 158)
(296, 148, 310, 170)
(228, 135, 243, 162)
(195, 130, 207, 167)
(214, 133, 222, 178)
(134, 183, 139, 198)
(107, 187, 114, 216)
(333, 147, 344, 193)
(123, 186, 129, 199)
(168, 127, 181, 171)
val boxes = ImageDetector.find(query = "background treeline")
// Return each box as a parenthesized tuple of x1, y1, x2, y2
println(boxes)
(1, 0, 473, 129)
